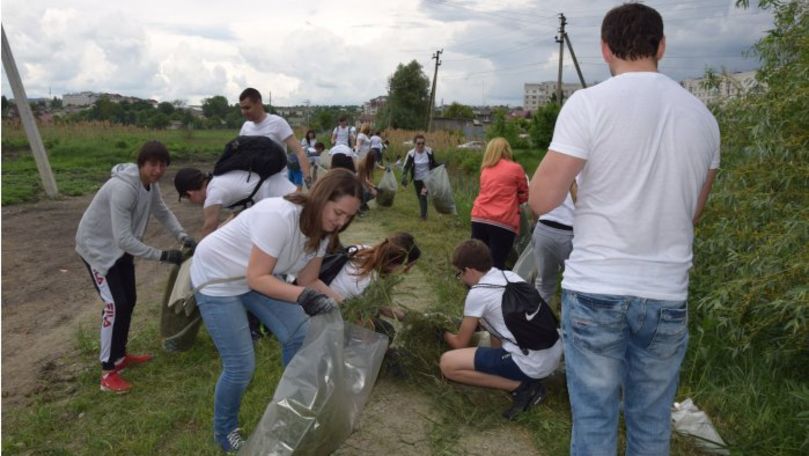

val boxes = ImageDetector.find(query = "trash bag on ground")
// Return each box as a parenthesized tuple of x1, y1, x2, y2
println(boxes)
(425, 164, 457, 215)
(160, 257, 202, 352)
(241, 311, 389, 456)
(319, 150, 331, 169)
(376, 167, 397, 207)
(672, 398, 730, 454)
(512, 240, 537, 285)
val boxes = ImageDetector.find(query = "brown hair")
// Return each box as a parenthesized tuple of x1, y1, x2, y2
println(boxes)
(601, 3, 664, 61)
(350, 232, 421, 277)
(452, 239, 492, 273)
(285, 168, 363, 252)
(481, 137, 513, 169)
(357, 152, 377, 185)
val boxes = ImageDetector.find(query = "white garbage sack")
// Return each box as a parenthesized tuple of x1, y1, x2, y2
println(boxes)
(671, 398, 729, 454)
(425, 164, 457, 215)
(241, 311, 389, 455)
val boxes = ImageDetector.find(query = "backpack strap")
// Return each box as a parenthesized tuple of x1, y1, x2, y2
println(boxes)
(224, 175, 270, 211)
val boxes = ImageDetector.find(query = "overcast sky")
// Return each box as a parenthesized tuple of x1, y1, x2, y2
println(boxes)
(1, 0, 772, 107)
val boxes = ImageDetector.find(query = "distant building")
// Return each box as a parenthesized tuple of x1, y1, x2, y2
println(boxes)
(360, 96, 387, 123)
(523, 82, 581, 112)
(680, 70, 759, 104)
(62, 91, 158, 108)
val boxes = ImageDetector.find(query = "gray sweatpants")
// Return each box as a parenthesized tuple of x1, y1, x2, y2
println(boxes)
(531, 222, 574, 303)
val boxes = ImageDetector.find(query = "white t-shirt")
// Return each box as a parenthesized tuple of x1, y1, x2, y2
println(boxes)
(204, 171, 296, 210)
(539, 192, 575, 227)
(239, 114, 294, 152)
(369, 135, 383, 150)
(355, 133, 371, 158)
(332, 126, 352, 146)
(411, 149, 431, 181)
(190, 198, 328, 296)
(466, 268, 563, 379)
(329, 144, 356, 158)
(329, 245, 373, 299)
(551, 72, 720, 300)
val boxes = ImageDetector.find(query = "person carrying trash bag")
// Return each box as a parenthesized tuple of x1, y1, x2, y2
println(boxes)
(189, 168, 363, 453)
(401, 133, 439, 220)
(75, 141, 196, 394)
(375, 166, 398, 207)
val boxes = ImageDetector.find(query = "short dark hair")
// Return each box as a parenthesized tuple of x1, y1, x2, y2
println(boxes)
(314, 142, 325, 151)
(601, 3, 664, 61)
(174, 167, 208, 200)
(452, 239, 492, 273)
(137, 140, 171, 167)
(338, 116, 347, 122)
(239, 88, 262, 103)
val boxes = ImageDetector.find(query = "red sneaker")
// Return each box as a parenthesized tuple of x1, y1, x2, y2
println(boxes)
(114, 353, 153, 372)
(100, 371, 132, 393)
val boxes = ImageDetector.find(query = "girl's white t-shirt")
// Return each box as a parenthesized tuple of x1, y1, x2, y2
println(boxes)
(412, 150, 431, 181)
(190, 198, 328, 296)
(328, 245, 373, 299)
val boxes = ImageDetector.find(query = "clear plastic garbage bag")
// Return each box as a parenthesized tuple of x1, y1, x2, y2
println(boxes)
(426, 164, 457, 215)
(376, 167, 397, 207)
(671, 398, 729, 454)
(160, 257, 202, 352)
(512, 240, 537, 285)
(241, 311, 389, 456)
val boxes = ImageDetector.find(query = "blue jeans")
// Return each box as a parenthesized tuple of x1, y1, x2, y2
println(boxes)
(196, 291, 309, 443)
(562, 290, 688, 456)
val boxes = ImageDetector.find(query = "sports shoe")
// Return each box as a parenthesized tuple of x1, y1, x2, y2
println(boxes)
(114, 353, 153, 372)
(218, 428, 246, 453)
(502, 380, 546, 420)
(100, 371, 132, 393)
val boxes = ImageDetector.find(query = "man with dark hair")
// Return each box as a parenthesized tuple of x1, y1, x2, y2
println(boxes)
(174, 167, 295, 238)
(528, 3, 719, 454)
(331, 116, 355, 148)
(440, 239, 563, 420)
(238, 88, 310, 185)
(76, 140, 196, 393)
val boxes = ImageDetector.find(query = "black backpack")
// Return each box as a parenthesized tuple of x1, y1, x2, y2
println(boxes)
(212, 136, 288, 210)
(318, 245, 360, 285)
(473, 270, 560, 354)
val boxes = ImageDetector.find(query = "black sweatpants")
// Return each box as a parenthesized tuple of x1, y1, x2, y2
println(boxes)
(471, 221, 516, 270)
(83, 254, 137, 371)
(413, 180, 429, 219)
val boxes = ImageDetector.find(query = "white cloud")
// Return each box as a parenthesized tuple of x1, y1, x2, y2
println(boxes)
(1, 0, 773, 107)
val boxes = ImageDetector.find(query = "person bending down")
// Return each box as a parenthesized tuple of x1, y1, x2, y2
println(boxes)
(440, 239, 563, 420)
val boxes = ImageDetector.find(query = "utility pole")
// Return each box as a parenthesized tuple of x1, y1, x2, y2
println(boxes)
(1, 24, 58, 198)
(554, 13, 588, 105)
(426, 49, 442, 132)
(555, 14, 566, 105)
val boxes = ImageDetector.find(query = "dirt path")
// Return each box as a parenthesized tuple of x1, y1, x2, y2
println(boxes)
(0, 171, 539, 454)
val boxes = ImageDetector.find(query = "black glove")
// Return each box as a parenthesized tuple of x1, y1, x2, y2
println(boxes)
(160, 249, 184, 266)
(181, 236, 197, 254)
(296, 288, 337, 316)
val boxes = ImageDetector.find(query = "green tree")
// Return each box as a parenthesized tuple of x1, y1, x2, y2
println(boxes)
(1, 95, 8, 117)
(50, 97, 63, 109)
(382, 60, 430, 130)
(529, 103, 560, 149)
(485, 108, 519, 145)
(201, 95, 230, 120)
(443, 102, 475, 120)
(148, 112, 170, 129)
(157, 101, 175, 116)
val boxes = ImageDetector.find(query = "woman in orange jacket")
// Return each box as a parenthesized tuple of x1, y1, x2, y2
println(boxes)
(470, 137, 528, 269)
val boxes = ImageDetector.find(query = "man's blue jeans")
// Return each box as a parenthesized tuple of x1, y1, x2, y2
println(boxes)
(562, 289, 688, 455)
(196, 291, 309, 444)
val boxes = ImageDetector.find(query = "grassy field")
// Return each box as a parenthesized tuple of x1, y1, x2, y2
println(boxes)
(2, 123, 806, 454)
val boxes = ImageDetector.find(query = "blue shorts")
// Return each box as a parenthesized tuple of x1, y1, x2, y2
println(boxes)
(288, 168, 303, 186)
(474, 347, 532, 382)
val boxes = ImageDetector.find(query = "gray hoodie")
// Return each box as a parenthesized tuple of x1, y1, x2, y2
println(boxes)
(75, 163, 188, 275)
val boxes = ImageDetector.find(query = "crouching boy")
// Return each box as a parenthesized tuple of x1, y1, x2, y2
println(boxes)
(440, 239, 563, 419)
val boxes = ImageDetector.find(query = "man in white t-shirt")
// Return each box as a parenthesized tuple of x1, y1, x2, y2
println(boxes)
(527, 4, 720, 455)
(532, 191, 575, 304)
(441, 239, 562, 421)
(238, 87, 310, 184)
(330, 116, 355, 148)
(174, 167, 296, 239)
